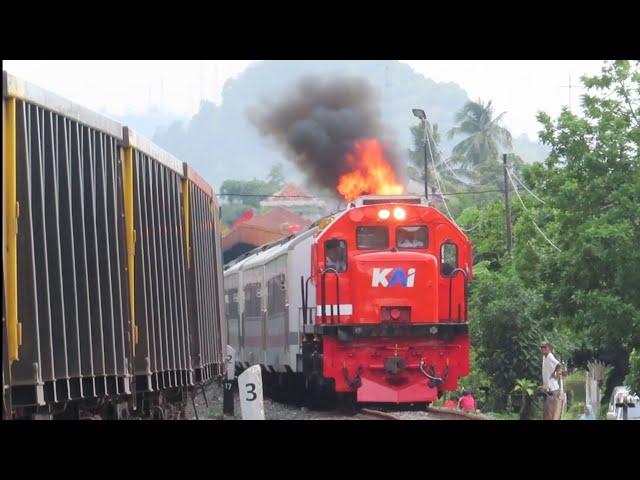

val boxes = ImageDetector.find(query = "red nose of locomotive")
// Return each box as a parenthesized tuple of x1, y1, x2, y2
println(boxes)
(314, 196, 470, 404)
(351, 250, 439, 324)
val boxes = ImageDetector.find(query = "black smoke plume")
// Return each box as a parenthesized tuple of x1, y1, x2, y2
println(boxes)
(247, 75, 403, 193)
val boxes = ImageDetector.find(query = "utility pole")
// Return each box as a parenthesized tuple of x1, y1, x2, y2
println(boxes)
(412, 109, 429, 202)
(503, 153, 513, 253)
(423, 122, 430, 202)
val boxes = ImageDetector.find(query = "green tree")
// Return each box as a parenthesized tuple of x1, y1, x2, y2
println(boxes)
(219, 165, 287, 226)
(626, 349, 640, 394)
(469, 262, 544, 411)
(447, 99, 513, 167)
(447, 100, 514, 188)
(408, 122, 486, 216)
(526, 60, 640, 396)
(267, 163, 286, 190)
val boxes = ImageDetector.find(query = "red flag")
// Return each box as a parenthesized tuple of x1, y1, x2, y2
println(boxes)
(231, 209, 254, 229)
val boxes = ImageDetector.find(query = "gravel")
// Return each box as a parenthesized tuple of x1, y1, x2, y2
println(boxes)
(185, 380, 357, 420)
(184, 380, 482, 420)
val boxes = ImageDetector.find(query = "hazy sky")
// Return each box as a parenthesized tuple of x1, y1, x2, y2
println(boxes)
(3, 60, 604, 140)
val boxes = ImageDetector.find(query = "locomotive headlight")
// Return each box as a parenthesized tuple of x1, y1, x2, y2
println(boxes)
(378, 208, 390, 220)
(393, 207, 406, 220)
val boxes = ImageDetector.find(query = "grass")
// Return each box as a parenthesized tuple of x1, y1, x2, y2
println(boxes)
(485, 411, 520, 420)
(207, 407, 223, 417)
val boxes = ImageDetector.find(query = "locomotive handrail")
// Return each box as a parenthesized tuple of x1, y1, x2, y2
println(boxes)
(301, 277, 308, 326)
(320, 268, 340, 325)
(300, 275, 314, 325)
(448, 268, 469, 323)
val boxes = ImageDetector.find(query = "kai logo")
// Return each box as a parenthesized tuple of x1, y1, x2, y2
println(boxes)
(371, 268, 416, 288)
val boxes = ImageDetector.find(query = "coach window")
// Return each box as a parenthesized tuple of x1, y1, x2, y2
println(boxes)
(441, 242, 458, 276)
(356, 226, 388, 250)
(397, 226, 428, 249)
(325, 239, 347, 273)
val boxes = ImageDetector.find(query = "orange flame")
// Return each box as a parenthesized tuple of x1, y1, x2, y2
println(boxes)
(337, 139, 405, 202)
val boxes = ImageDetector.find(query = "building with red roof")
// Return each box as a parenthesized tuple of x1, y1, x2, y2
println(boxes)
(222, 206, 311, 264)
(259, 183, 327, 221)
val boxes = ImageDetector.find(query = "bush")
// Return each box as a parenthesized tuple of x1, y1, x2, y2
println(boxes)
(625, 349, 640, 394)
(470, 263, 544, 411)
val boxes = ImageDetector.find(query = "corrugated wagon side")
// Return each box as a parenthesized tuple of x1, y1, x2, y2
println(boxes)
(184, 164, 227, 382)
(3, 71, 133, 416)
(124, 128, 195, 400)
(2, 71, 227, 419)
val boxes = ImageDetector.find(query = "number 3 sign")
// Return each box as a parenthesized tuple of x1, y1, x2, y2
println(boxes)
(238, 365, 265, 420)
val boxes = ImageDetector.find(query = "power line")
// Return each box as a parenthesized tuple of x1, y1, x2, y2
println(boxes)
(426, 127, 456, 224)
(506, 168, 562, 252)
(507, 167, 546, 205)
(437, 154, 475, 186)
(217, 188, 516, 199)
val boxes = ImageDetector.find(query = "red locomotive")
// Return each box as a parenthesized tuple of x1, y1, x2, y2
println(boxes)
(225, 194, 472, 405)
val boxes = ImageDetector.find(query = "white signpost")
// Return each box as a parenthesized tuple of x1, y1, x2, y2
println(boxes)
(223, 346, 236, 416)
(226, 345, 236, 381)
(238, 365, 265, 420)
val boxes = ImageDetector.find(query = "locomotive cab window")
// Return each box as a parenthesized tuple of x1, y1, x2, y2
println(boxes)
(397, 226, 428, 249)
(441, 242, 458, 276)
(325, 239, 347, 273)
(356, 226, 388, 250)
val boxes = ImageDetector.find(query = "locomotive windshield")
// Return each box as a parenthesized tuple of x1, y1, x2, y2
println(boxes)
(356, 226, 388, 249)
(397, 226, 428, 248)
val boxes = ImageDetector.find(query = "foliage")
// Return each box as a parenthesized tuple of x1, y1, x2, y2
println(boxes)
(460, 61, 640, 411)
(447, 99, 514, 188)
(469, 262, 544, 411)
(460, 348, 490, 409)
(219, 163, 287, 226)
(486, 411, 520, 421)
(626, 349, 640, 394)
(528, 60, 640, 397)
(511, 378, 537, 420)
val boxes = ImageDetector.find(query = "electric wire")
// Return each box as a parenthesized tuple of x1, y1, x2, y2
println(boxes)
(437, 154, 474, 186)
(507, 167, 546, 205)
(217, 190, 509, 199)
(506, 168, 562, 252)
(425, 127, 456, 224)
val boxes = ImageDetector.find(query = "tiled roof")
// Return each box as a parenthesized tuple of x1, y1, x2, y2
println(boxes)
(222, 206, 311, 252)
(265, 183, 311, 200)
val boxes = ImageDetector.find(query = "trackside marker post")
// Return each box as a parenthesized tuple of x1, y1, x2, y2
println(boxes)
(238, 365, 264, 420)
(223, 345, 235, 416)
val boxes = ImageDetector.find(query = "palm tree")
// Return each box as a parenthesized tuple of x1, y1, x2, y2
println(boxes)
(447, 100, 513, 168)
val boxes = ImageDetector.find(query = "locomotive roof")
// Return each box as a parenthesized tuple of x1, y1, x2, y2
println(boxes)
(224, 228, 315, 274)
(354, 195, 426, 206)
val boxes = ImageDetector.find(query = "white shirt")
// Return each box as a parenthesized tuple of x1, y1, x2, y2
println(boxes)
(399, 239, 424, 248)
(542, 352, 560, 391)
(326, 257, 345, 272)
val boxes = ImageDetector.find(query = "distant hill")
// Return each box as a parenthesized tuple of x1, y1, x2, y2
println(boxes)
(107, 108, 189, 139)
(149, 60, 549, 191)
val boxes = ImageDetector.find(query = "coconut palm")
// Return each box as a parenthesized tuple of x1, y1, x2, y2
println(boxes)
(447, 100, 513, 168)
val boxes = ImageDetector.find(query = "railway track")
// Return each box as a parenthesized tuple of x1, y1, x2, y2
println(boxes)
(357, 408, 403, 420)
(355, 406, 487, 420)
(424, 406, 487, 420)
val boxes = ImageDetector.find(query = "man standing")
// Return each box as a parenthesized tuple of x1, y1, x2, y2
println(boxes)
(541, 341, 562, 420)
